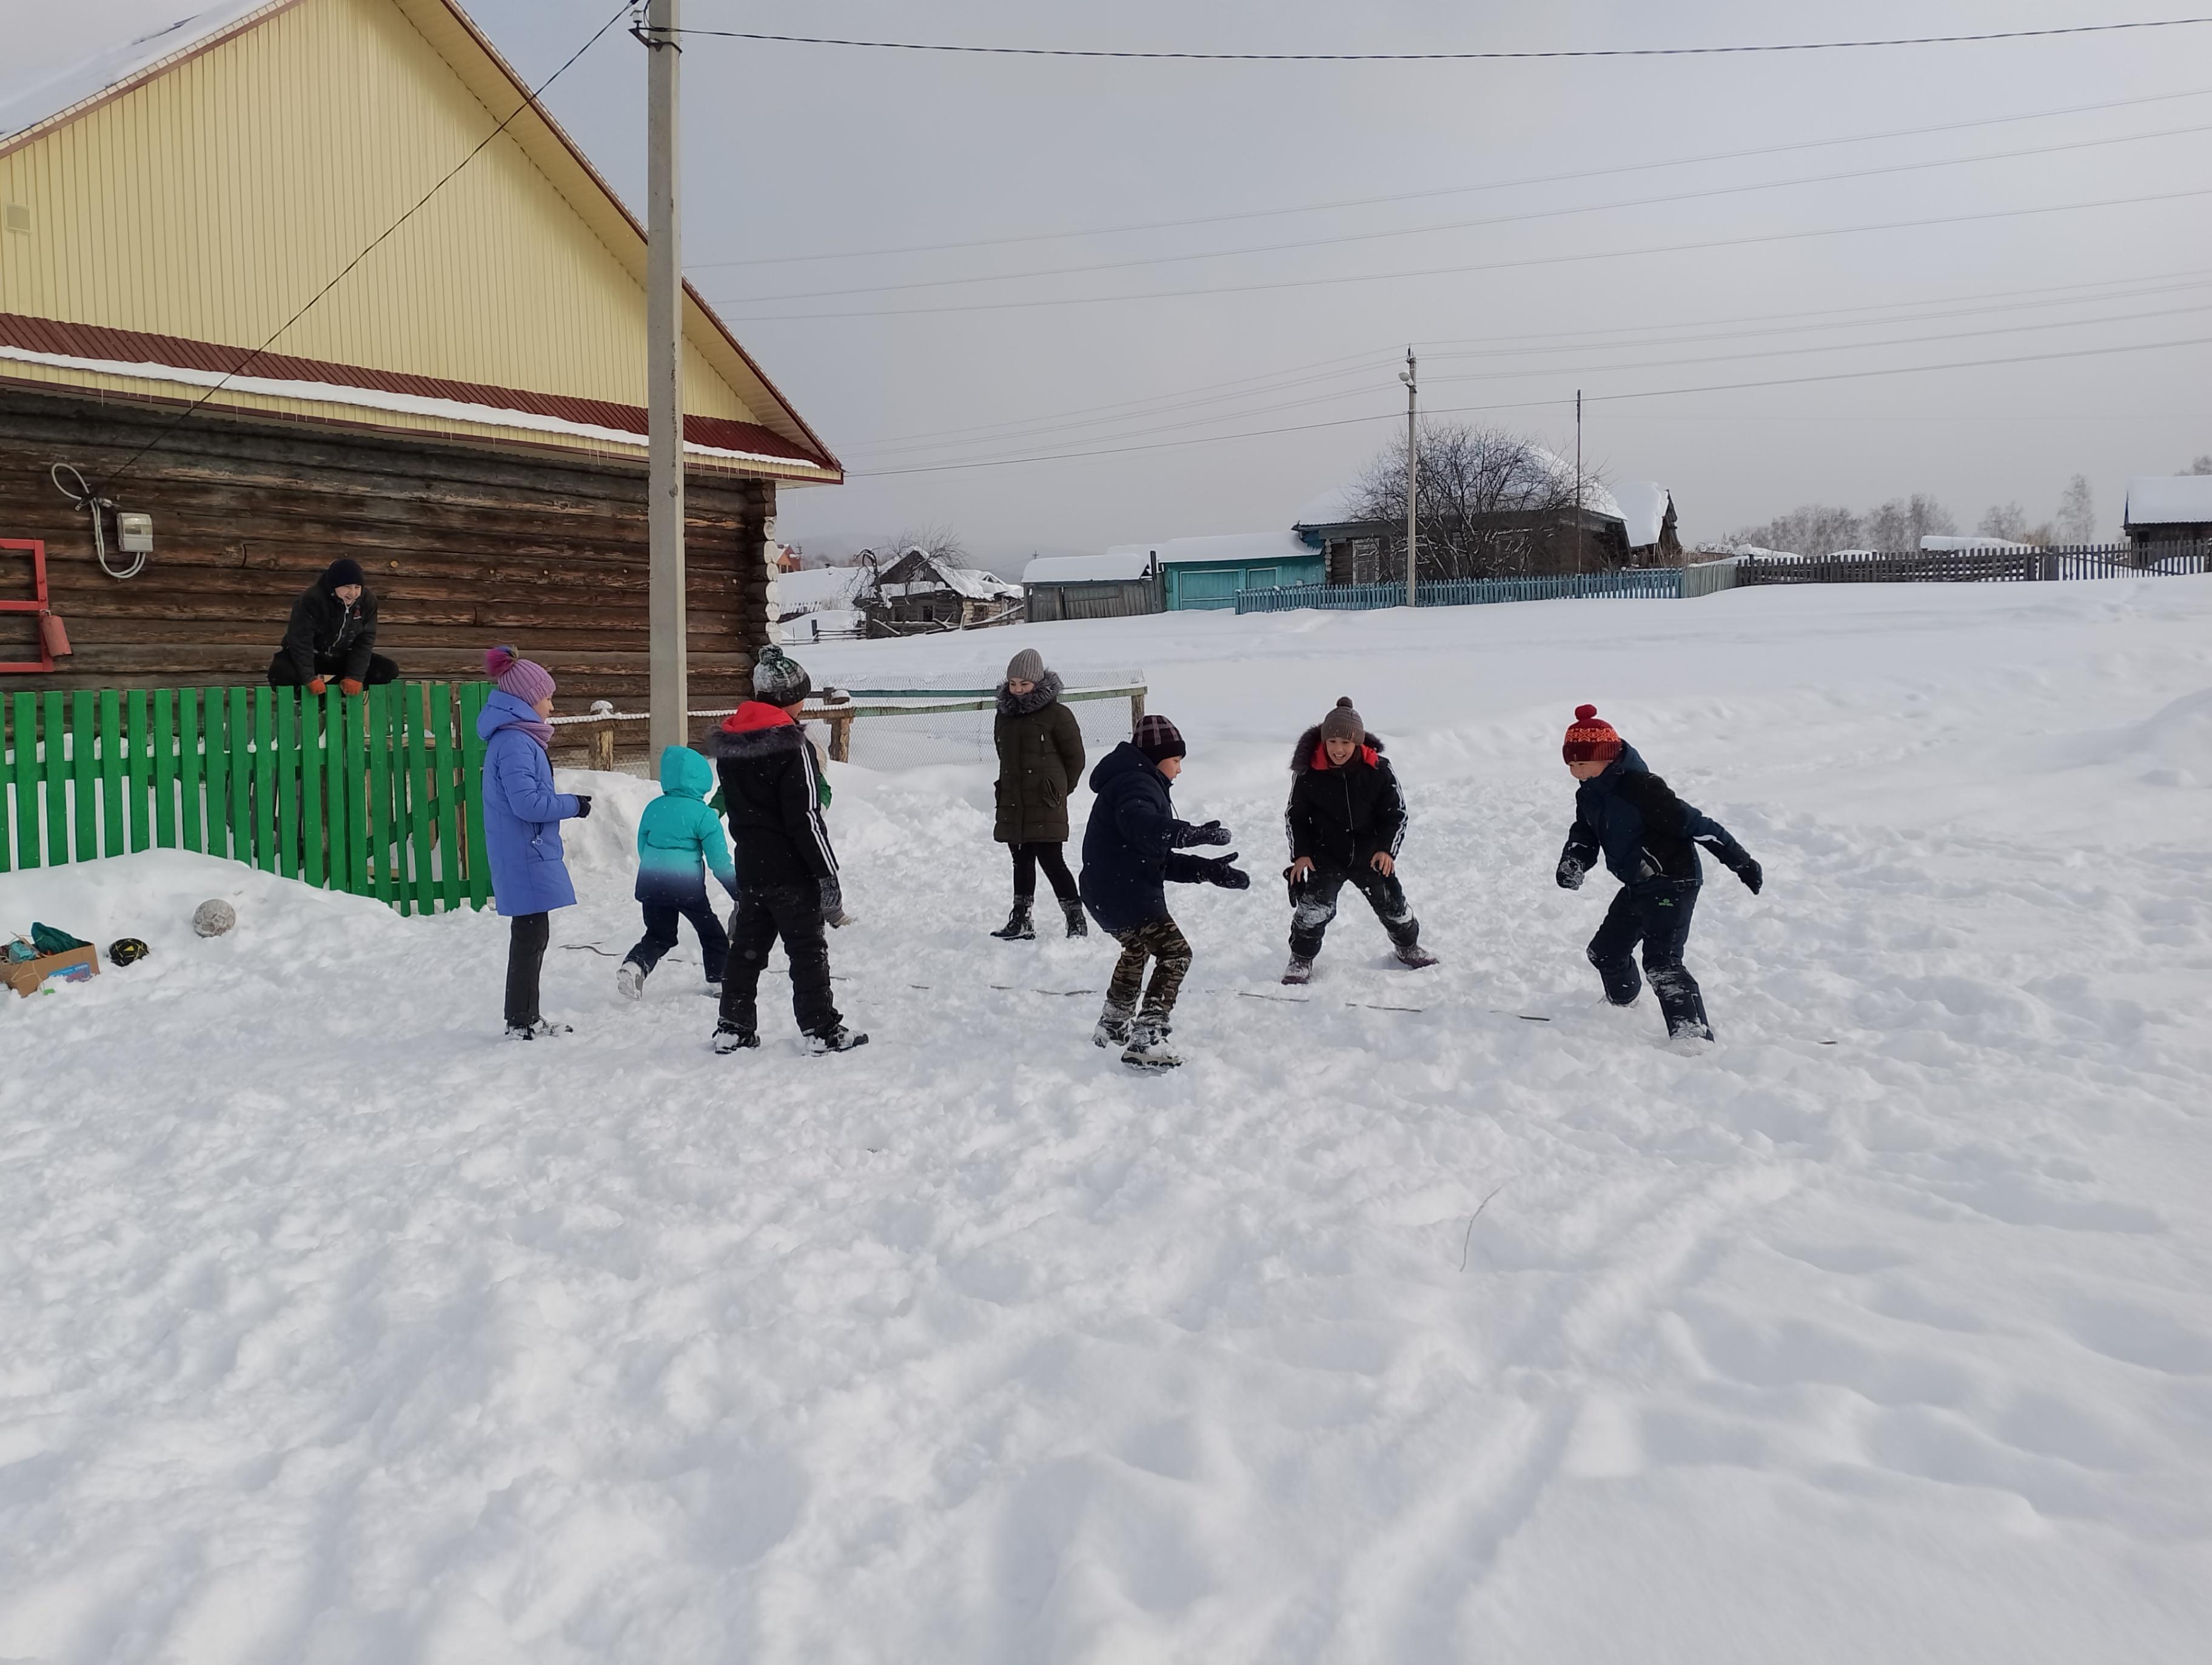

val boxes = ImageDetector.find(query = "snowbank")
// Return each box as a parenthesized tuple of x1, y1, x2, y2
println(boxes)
(6, 579, 2212, 1661)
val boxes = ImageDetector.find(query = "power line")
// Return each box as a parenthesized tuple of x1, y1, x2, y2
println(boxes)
(673, 18, 2212, 62)
(844, 333, 2212, 478)
(851, 286, 2212, 463)
(724, 183, 2212, 321)
(688, 84, 2212, 270)
(843, 268, 2212, 454)
(96, 2, 632, 493)
(722, 119, 2212, 306)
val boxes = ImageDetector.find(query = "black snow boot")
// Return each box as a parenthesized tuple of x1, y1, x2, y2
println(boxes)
(1060, 898, 1088, 939)
(991, 900, 1036, 941)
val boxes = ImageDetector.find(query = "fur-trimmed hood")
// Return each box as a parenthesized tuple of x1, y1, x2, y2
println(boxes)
(1290, 725, 1386, 774)
(996, 669, 1064, 717)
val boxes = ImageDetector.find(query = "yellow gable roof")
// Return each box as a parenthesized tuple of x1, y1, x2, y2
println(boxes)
(0, 0, 839, 480)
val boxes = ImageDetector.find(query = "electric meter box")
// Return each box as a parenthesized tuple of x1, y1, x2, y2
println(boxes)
(116, 513, 153, 554)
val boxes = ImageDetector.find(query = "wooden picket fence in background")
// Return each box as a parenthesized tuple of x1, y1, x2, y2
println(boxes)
(0, 681, 496, 914)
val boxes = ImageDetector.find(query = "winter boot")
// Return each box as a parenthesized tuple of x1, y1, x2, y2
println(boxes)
(1282, 953, 1315, 985)
(805, 1025, 871, 1054)
(1061, 898, 1088, 939)
(616, 960, 646, 1000)
(712, 1023, 761, 1054)
(506, 1019, 573, 1040)
(1121, 1020, 1182, 1071)
(991, 900, 1036, 941)
(1092, 1000, 1135, 1049)
(1393, 942, 1439, 970)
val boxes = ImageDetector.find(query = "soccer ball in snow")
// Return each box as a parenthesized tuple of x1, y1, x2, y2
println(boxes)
(192, 899, 236, 938)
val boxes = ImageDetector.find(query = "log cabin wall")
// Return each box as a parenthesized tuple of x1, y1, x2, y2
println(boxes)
(0, 384, 777, 726)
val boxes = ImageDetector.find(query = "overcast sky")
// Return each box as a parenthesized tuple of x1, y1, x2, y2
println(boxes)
(32, 1, 2212, 563)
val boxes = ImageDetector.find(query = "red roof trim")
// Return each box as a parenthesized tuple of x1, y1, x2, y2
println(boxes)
(0, 312, 836, 472)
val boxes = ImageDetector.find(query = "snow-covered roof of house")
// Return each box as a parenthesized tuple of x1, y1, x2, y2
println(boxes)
(1293, 482, 1369, 529)
(874, 549, 1022, 601)
(1111, 531, 1318, 568)
(1611, 482, 1672, 550)
(1295, 458, 1623, 532)
(1025, 551, 1155, 584)
(2124, 475, 2212, 527)
(1920, 535, 2035, 552)
(770, 565, 869, 610)
(0, 0, 280, 147)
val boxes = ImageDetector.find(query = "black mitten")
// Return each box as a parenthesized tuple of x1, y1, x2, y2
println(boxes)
(1182, 819, 1233, 848)
(1555, 857, 1585, 891)
(1204, 856, 1251, 891)
(572, 794, 594, 820)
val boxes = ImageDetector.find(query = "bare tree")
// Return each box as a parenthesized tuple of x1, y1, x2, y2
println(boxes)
(2187, 456, 2212, 475)
(1724, 504, 1862, 556)
(2054, 475, 2096, 544)
(1349, 421, 1589, 579)
(885, 523, 968, 566)
(1863, 494, 1957, 552)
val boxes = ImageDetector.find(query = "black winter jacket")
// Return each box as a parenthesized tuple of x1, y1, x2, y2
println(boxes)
(1284, 726, 1407, 872)
(712, 704, 839, 891)
(278, 580, 378, 682)
(993, 674, 1085, 844)
(1079, 741, 1213, 932)
(1559, 745, 1752, 891)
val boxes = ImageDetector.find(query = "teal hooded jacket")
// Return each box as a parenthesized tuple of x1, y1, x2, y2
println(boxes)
(636, 745, 738, 905)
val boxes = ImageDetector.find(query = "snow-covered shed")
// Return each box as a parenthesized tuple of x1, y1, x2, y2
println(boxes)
(857, 549, 1022, 636)
(0, 0, 840, 708)
(2123, 477, 2212, 550)
(1022, 549, 1162, 623)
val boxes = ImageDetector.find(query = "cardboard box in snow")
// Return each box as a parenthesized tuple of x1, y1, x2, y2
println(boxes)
(5, 945, 99, 998)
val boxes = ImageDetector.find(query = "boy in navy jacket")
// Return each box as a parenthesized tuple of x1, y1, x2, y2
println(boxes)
(1555, 705, 1762, 1042)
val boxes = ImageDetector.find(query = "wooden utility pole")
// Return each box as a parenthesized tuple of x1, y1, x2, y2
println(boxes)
(1574, 387, 1584, 575)
(1401, 347, 1418, 606)
(645, 0, 688, 755)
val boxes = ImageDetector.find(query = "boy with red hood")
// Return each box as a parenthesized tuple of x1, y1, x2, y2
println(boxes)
(1555, 703, 1763, 1044)
(709, 647, 866, 1054)
(1282, 697, 1436, 983)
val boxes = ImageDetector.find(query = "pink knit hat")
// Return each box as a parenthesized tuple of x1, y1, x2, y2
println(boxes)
(485, 645, 554, 705)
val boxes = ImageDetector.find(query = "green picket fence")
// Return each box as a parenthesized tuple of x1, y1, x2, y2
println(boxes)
(0, 681, 496, 915)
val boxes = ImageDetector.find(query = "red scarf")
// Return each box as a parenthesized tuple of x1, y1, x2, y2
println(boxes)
(1311, 740, 1378, 771)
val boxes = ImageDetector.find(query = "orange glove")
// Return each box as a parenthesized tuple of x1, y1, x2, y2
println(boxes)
(307, 677, 327, 695)
(340, 678, 364, 696)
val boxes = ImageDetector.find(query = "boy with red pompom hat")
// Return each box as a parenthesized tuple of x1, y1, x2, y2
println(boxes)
(1556, 704, 1762, 1044)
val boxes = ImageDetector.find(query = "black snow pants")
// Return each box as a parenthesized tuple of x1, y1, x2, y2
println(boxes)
(625, 896, 730, 983)
(1587, 880, 1711, 1039)
(719, 882, 842, 1038)
(505, 911, 549, 1029)
(1009, 840, 1079, 903)
(1289, 865, 1419, 960)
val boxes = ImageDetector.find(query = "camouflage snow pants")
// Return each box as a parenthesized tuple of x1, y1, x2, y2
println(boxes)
(1105, 916, 1193, 1025)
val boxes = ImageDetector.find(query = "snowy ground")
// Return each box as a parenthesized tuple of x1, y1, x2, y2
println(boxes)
(5, 580, 2211, 1663)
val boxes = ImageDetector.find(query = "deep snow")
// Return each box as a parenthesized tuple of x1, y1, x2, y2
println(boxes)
(4, 580, 2211, 1663)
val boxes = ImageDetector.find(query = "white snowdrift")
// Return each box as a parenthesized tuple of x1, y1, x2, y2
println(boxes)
(4, 580, 2211, 1663)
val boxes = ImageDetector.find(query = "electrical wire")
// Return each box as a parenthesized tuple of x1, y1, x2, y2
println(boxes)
(842, 332, 2212, 478)
(689, 84, 2212, 271)
(722, 121, 2212, 306)
(845, 268, 2212, 457)
(49, 463, 144, 580)
(723, 183, 2212, 321)
(671, 18, 2212, 62)
(92, 0, 633, 496)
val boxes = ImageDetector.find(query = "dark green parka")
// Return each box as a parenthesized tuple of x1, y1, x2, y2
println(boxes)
(993, 673, 1085, 843)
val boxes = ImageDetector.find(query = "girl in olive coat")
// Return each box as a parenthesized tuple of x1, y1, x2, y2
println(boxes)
(991, 647, 1087, 939)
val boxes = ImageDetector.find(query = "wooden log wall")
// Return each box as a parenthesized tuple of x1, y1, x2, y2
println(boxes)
(0, 384, 779, 728)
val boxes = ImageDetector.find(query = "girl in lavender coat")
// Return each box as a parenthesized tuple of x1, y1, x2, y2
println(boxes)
(477, 646, 592, 1037)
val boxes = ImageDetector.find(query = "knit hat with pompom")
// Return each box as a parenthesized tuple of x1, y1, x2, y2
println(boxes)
(1319, 697, 1364, 743)
(751, 645, 813, 706)
(485, 645, 555, 706)
(1561, 703, 1623, 764)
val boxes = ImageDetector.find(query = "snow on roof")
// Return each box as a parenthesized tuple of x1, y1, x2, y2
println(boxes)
(876, 549, 1021, 600)
(1025, 551, 1155, 584)
(1611, 481, 1672, 549)
(0, 343, 832, 471)
(1920, 535, 2035, 552)
(0, 0, 278, 147)
(1293, 481, 1368, 528)
(1145, 530, 1317, 568)
(2124, 475, 2212, 527)
(770, 565, 869, 610)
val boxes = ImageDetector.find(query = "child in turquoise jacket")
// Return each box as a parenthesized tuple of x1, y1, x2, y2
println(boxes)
(617, 745, 739, 998)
